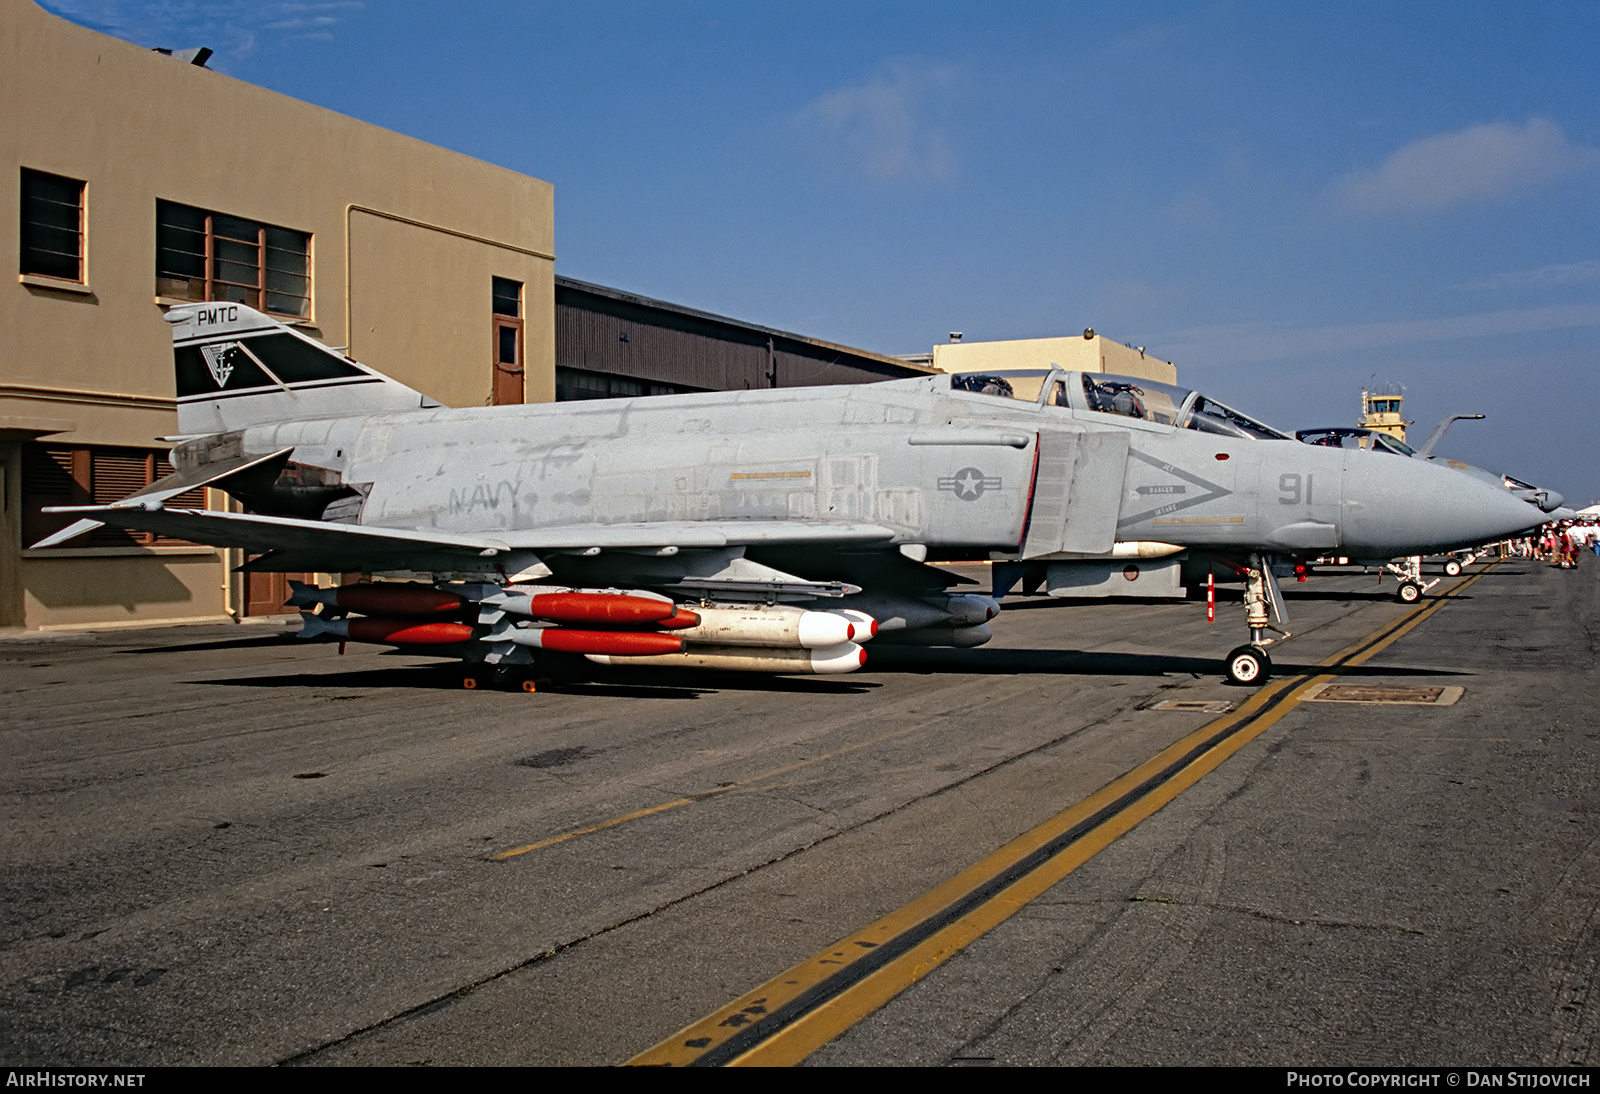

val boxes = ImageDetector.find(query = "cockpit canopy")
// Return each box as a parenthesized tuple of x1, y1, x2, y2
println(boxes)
(946, 368, 1291, 440)
(1295, 427, 1417, 457)
(949, 370, 1057, 404)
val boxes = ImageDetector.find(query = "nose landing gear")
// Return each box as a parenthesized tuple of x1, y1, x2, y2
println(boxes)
(1384, 556, 1439, 604)
(1225, 644, 1270, 686)
(1223, 555, 1291, 686)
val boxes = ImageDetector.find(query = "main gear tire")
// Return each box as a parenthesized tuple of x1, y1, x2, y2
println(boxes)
(1397, 581, 1423, 604)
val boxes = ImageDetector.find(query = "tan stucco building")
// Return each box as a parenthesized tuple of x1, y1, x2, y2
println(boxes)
(923, 332, 1177, 385)
(2, 0, 556, 629)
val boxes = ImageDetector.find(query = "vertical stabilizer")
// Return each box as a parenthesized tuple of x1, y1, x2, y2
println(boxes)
(167, 303, 440, 435)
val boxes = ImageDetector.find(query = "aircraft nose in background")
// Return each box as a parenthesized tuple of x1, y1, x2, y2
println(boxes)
(1341, 453, 1547, 556)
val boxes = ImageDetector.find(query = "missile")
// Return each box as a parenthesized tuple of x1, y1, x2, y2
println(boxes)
(521, 591, 683, 626)
(297, 612, 475, 645)
(499, 627, 687, 656)
(585, 642, 866, 674)
(463, 584, 685, 626)
(667, 606, 873, 648)
(287, 579, 465, 617)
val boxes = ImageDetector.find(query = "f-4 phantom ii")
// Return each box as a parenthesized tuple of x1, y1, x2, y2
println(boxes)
(37, 305, 1546, 687)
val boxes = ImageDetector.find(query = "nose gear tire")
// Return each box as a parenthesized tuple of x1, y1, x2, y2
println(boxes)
(1225, 645, 1270, 686)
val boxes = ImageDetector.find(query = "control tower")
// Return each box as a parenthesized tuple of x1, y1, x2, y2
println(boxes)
(1359, 385, 1410, 442)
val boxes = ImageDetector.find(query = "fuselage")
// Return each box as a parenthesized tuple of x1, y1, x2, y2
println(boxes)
(199, 370, 1545, 561)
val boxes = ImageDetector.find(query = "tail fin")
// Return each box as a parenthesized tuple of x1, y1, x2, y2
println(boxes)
(166, 303, 440, 435)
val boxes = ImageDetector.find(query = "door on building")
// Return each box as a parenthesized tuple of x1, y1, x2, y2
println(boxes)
(244, 567, 312, 617)
(492, 276, 524, 406)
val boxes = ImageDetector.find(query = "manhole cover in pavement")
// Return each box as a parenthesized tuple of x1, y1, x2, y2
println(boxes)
(1301, 683, 1463, 706)
(1150, 699, 1236, 713)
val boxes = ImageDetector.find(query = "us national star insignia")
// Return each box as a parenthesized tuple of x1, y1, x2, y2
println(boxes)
(938, 467, 1002, 500)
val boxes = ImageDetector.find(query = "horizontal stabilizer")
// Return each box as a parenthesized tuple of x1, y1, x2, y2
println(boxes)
(28, 448, 294, 548)
(128, 448, 295, 502)
(29, 518, 107, 550)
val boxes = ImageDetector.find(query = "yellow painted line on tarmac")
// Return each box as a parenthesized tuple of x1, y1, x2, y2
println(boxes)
(628, 565, 1493, 1066)
(488, 719, 935, 861)
(489, 797, 698, 859)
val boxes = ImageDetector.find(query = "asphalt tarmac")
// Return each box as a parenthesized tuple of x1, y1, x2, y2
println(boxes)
(2, 557, 1596, 1066)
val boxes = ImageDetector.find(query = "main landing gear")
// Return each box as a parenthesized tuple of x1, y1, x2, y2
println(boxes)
(1384, 556, 1439, 605)
(1224, 555, 1291, 686)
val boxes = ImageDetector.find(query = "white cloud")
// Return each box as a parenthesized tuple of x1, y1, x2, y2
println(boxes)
(1157, 301, 1600, 369)
(794, 60, 962, 183)
(1333, 118, 1600, 215)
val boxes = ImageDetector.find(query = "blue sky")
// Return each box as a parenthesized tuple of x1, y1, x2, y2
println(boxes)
(39, 0, 1600, 504)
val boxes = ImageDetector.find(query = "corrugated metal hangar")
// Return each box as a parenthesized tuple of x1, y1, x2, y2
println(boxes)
(554, 276, 930, 400)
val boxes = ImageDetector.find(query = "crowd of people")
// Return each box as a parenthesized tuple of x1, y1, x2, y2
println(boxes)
(1501, 522, 1599, 569)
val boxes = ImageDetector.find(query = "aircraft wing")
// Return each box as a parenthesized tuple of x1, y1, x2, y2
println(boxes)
(38, 503, 897, 574)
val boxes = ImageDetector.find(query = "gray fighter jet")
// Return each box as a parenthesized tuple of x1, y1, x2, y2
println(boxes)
(37, 305, 1546, 686)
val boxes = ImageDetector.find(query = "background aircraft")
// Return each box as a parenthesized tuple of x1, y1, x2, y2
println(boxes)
(39, 306, 1546, 686)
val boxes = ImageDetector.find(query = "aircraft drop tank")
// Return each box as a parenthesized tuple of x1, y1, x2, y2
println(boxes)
(585, 642, 867, 674)
(500, 627, 687, 656)
(666, 606, 871, 648)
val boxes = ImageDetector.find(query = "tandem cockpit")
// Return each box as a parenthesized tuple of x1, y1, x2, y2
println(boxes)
(1293, 427, 1418, 456)
(947, 369, 1292, 441)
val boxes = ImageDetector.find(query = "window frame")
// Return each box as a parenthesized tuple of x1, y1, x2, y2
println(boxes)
(20, 168, 86, 284)
(492, 276, 524, 406)
(554, 366, 702, 402)
(22, 443, 205, 549)
(155, 200, 311, 319)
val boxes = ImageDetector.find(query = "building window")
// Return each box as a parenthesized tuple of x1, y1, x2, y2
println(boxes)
(555, 366, 699, 401)
(20, 169, 85, 282)
(22, 444, 205, 548)
(155, 200, 310, 318)
(492, 276, 524, 406)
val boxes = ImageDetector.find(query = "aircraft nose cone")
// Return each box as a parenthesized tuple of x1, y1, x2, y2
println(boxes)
(1341, 454, 1546, 556)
